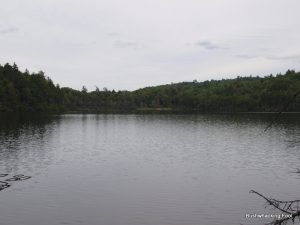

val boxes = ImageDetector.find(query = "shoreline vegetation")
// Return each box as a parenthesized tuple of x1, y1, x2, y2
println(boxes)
(0, 63, 300, 113)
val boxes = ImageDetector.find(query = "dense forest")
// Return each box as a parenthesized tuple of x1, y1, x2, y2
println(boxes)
(0, 63, 300, 112)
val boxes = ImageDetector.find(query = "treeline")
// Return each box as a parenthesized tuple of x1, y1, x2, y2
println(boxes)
(0, 62, 300, 112)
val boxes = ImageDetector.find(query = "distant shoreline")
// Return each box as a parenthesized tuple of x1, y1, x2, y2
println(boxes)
(1, 63, 300, 113)
(2, 110, 298, 114)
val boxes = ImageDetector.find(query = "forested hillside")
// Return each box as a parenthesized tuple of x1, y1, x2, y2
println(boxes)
(0, 63, 300, 112)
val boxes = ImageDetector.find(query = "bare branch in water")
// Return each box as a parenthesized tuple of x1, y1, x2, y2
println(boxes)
(289, 168, 300, 174)
(250, 190, 300, 225)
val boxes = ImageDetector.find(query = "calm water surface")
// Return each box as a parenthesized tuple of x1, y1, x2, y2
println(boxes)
(0, 113, 300, 225)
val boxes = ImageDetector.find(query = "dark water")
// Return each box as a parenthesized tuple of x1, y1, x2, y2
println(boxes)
(0, 113, 299, 225)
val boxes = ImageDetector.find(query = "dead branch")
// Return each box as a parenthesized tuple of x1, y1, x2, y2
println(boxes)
(250, 190, 300, 225)
(289, 168, 300, 174)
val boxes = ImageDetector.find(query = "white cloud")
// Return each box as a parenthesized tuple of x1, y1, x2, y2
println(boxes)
(0, 0, 300, 90)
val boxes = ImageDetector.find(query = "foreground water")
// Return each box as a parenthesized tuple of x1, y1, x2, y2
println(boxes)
(0, 113, 299, 225)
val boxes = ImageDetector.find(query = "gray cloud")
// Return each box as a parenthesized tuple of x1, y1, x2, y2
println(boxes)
(267, 54, 300, 61)
(196, 41, 222, 50)
(115, 40, 138, 48)
(107, 32, 120, 37)
(0, 27, 19, 34)
(235, 53, 257, 59)
(235, 52, 300, 61)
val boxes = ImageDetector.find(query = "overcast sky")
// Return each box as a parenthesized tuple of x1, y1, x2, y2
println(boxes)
(1, 0, 300, 91)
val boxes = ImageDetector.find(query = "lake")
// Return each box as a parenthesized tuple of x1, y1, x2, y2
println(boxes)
(0, 113, 299, 225)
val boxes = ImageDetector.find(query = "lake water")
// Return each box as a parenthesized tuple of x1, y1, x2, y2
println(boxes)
(0, 113, 299, 225)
